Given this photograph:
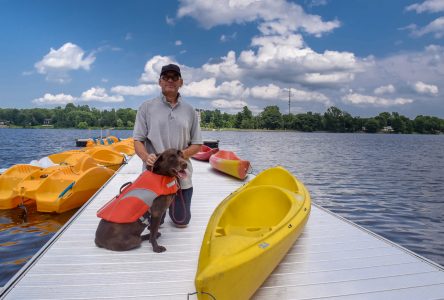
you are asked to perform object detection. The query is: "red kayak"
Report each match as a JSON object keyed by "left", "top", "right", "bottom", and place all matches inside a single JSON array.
[
  {"left": 192, "top": 145, "right": 219, "bottom": 161},
  {"left": 209, "top": 150, "right": 251, "bottom": 180}
]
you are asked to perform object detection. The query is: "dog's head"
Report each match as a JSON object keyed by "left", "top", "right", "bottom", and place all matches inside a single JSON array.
[{"left": 151, "top": 148, "right": 188, "bottom": 179}]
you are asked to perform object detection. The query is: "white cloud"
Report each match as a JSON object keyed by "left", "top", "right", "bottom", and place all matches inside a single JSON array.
[
  {"left": 306, "top": 0, "right": 329, "bottom": 7},
  {"left": 342, "top": 93, "right": 414, "bottom": 107},
  {"left": 413, "top": 81, "right": 439, "bottom": 95},
  {"left": 175, "top": 40, "right": 183, "bottom": 46},
  {"left": 177, "top": 0, "right": 339, "bottom": 37},
  {"left": 32, "top": 93, "right": 76, "bottom": 105},
  {"left": 200, "top": 34, "right": 365, "bottom": 86},
  {"left": 34, "top": 43, "right": 95, "bottom": 82},
  {"left": 80, "top": 87, "right": 124, "bottom": 103},
  {"left": 406, "top": 0, "right": 444, "bottom": 13},
  {"left": 140, "top": 55, "right": 178, "bottom": 83},
  {"left": 351, "top": 45, "right": 444, "bottom": 103},
  {"left": 374, "top": 84, "right": 396, "bottom": 95},
  {"left": 111, "top": 84, "right": 159, "bottom": 96},
  {"left": 202, "top": 51, "right": 243, "bottom": 79},
  {"left": 166, "top": 15, "right": 175, "bottom": 26},
  {"left": 182, "top": 78, "right": 246, "bottom": 99},
  {"left": 248, "top": 84, "right": 282, "bottom": 100},
  {"left": 125, "top": 33, "right": 133, "bottom": 41},
  {"left": 220, "top": 32, "right": 237, "bottom": 42},
  {"left": 248, "top": 83, "right": 330, "bottom": 105},
  {"left": 408, "top": 16, "right": 444, "bottom": 38},
  {"left": 211, "top": 99, "right": 248, "bottom": 110}
]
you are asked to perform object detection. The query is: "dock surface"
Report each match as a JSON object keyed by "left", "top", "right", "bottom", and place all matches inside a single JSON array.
[{"left": 1, "top": 156, "right": 444, "bottom": 299}]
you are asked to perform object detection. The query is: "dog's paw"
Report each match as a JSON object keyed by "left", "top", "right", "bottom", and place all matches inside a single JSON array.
[{"left": 153, "top": 245, "right": 166, "bottom": 253}]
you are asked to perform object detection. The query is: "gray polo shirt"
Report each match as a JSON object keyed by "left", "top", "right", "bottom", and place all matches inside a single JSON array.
[{"left": 133, "top": 94, "right": 203, "bottom": 189}]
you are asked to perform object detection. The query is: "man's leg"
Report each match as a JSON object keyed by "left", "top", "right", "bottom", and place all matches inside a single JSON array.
[{"left": 169, "top": 187, "right": 193, "bottom": 227}]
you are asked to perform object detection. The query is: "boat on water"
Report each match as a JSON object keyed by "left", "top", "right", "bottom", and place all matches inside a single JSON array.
[
  {"left": 0, "top": 154, "right": 115, "bottom": 213},
  {"left": 85, "top": 137, "right": 136, "bottom": 156},
  {"left": 192, "top": 145, "right": 219, "bottom": 161},
  {"left": 0, "top": 151, "right": 122, "bottom": 213},
  {"left": 195, "top": 166, "right": 311, "bottom": 300},
  {"left": 85, "top": 135, "right": 120, "bottom": 146},
  {"left": 34, "top": 164, "right": 114, "bottom": 213},
  {"left": 49, "top": 147, "right": 126, "bottom": 171},
  {"left": 209, "top": 150, "right": 250, "bottom": 180}
]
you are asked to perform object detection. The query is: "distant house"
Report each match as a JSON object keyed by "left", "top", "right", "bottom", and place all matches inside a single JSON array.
[
  {"left": 42, "top": 118, "right": 53, "bottom": 127},
  {"left": 382, "top": 126, "right": 394, "bottom": 133},
  {"left": 0, "top": 120, "right": 10, "bottom": 128}
]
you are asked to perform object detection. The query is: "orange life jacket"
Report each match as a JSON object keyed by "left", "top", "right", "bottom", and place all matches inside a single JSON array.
[{"left": 97, "top": 171, "right": 179, "bottom": 223}]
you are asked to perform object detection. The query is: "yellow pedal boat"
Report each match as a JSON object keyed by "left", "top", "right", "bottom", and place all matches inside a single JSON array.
[
  {"left": 195, "top": 166, "right": 311, "bottom": 300},
  {"left": 49, "top": 147, "right": 126, "bottom": 171},
  {"left": 0, "top": 154, "right": 114, "bottom": 213}
]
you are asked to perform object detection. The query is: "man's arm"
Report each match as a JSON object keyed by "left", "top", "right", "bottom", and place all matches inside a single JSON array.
[
  {"left": 182, "top": 144, "right": 201, "bottom": 160},
  {"left": 134, "top": 140, "right": 157, "bottom": 166}
]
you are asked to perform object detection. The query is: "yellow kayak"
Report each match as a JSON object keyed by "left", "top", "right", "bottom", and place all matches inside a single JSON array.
[{"left": 195, "top": 166, "right": 311, "bottom": 300}]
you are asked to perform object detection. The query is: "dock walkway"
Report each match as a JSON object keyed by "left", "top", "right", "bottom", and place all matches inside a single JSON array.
[{"left": 1, "top": 156, "right": 444, "bottom": 299}]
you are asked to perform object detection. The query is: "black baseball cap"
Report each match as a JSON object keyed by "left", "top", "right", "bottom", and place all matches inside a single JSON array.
[{"left": 160, "top": 64, "right": 181, "bottom": 77}]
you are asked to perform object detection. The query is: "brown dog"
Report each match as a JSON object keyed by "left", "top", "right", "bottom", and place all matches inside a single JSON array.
[{"left": 94, "top": 149, "right": 187, "bottom": 252}]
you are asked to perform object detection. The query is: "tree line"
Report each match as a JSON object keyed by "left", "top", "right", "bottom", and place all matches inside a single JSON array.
[
  {"left": 200, "top": 106, "right": 443, "bottom": 134},
  {"left": 0, "top": 103, "right": 136, "bottom": 129},
  {"left": 0, "top": 103, "right": 443, "bottom": 134}
]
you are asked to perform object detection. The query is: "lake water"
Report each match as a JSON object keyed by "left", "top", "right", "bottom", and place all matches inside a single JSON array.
[{"left": 0, "top": 128, "right": 443, "bottom": 286}]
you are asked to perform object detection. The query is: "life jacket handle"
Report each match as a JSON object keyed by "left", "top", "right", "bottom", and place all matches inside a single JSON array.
[{"left": 119, "top": 181, "right": 132, "bottom": 194}]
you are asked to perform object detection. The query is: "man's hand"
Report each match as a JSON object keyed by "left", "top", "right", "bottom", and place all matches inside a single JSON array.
[
  {"left": 182, "top": 144, "right": 201, "bottom": 159},
  {"left": 145, "top": 153, "right": 157, "bottom": 166}
]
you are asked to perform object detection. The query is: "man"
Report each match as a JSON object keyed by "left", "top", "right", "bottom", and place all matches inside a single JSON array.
[{"left": 133, "top": 63, "right": 202, "bottom": 227}]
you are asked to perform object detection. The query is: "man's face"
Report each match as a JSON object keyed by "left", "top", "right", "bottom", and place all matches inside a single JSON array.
[{"left": 159, "top": 71, "right": 183, "bottom": 95}]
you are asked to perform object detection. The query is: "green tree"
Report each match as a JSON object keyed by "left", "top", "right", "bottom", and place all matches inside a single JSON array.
[
  {"left": 364, "top": 118, "right": 379, "bottom": 133},
  {"left": 323, "top": 106, "right": 347, "bottom": 132},
  {"left": 259, "top": 106, "right": 282, "bottom": 129},
  {"left": 235, "top": 106, "right": 253, "bottom": 129},
  {"left": 77, "top": 121, "right": 88, "bottom": 129}
]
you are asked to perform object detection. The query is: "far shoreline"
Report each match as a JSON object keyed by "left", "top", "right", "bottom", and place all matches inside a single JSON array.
[{"left": 1, "top": 126, "right": 442, "bottom": 135}]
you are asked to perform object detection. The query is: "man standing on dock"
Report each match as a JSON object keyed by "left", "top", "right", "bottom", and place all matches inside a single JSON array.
[{"left": 133, "top": 63, "right": 202, "bottom": 227}]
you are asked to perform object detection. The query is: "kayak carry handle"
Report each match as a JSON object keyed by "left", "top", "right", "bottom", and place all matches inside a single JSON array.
[
  {"left": 187, "top": 291, "right": 216, "bottom": 300},
  {"left": 119, "top": 181, "right": 132, "bottom": 194},
  {"left": 58, "top": 181, "right": 75, "bottom": 199}
]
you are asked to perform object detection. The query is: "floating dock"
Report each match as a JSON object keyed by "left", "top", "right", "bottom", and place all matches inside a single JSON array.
[{"left": 1, "top": 156, "right": 443, "bottom": 299}]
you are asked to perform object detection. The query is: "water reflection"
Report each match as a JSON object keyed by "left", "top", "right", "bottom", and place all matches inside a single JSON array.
[{"left": 0, "top": 205, "right": 76, "bottom": 285}]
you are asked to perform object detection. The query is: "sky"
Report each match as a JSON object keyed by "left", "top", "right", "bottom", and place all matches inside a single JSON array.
[{"left": 1, "top": 0, "right": 444, "bottom": 118}]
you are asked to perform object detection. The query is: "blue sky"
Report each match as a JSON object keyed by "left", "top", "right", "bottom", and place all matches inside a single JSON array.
[{"left": 1, "top": 0, "right": 444, "bottom": 118}]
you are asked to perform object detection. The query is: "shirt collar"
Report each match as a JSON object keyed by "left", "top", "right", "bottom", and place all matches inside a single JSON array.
[{"left": 161, "top": 93, "right": 182, "bottom": 108}]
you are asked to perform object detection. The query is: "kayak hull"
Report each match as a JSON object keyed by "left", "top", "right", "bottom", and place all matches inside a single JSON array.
[
  {"left": 209, "top": 150, "right": 250, "bottom": 180},
  {"left": 195, "top": 166, "right": 311, "bottom": 299},
  {"left": 192, "top": 145, "right": 219, "bottom": 161}
]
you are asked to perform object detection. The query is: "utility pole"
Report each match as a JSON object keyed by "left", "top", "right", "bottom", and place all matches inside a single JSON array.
[{"left": 288, "top": 88, "right": 291, "bottom": 115}]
